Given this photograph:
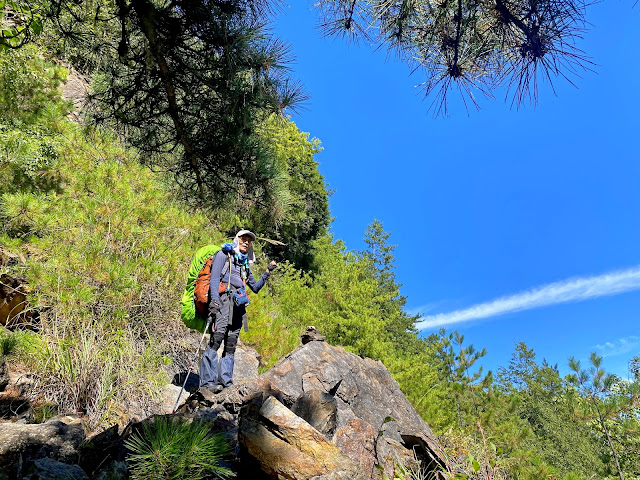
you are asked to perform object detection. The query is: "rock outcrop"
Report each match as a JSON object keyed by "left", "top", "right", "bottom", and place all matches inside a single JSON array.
[
  {"left": 240, "top": 396, "right": 366, "bottom": 480},
  {"left": 0, "top": 332, "right": 447, "bottom": 480},
  {"left": 189, "top": 339, "right": 446, "bottom": 479}
]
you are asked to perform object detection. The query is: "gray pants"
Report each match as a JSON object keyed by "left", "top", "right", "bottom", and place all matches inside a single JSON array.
[{"left": 199, "top": 291, "right": 246, "bottom": 388}]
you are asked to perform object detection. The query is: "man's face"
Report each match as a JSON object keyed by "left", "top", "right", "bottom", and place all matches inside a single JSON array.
[{"left": 238, "top": 235, "right": 253, "bottom": 254}]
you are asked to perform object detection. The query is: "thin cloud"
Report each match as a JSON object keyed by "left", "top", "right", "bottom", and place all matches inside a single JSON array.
[
  {"left": 595, "top": 335, "right": 640, "bottom": 358},
  {"left": 417, "top": 265, "right": 640, "bottom": 330},
  {"left": 407, "top": 301, "right": 449, "bottom": 316}
]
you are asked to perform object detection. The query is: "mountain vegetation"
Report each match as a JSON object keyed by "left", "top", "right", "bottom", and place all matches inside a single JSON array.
[{"left": 0, "top": 2, "right": 639, "bottom": 480}]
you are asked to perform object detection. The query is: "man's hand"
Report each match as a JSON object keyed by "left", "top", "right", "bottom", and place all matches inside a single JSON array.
[
  {"left": 210, "top": 301, "right": 221, "bottom": 316},
  {"left": 267, "top": 261, "right": 277, "bottom": 272}
]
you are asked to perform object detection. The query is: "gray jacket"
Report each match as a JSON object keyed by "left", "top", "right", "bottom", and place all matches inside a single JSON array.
[{"left": 208, "top": 250, "right": 270, "bottom": 315}]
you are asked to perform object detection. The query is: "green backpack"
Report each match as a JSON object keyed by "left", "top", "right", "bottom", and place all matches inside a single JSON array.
[{"left": 180, "top": 244, "right": 223, "bottom": 333}]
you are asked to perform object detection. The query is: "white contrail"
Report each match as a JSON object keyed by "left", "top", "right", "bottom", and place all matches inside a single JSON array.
[{"left": 416, "top": 265, "right": 640, "bottom": 330}]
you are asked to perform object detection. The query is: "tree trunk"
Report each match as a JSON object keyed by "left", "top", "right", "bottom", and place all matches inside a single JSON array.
[
  {"left": 129, "top": 0, "right": 205, "bottom": 199},
  {"left": 593, "top": 398, "right": 624, "bottom": 480}
]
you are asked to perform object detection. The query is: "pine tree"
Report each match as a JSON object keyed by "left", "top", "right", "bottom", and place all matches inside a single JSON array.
[
  {"left": 43, "top": 0, "right": 306, "bottom": 205},
  {"left": 497, "top": 343, "right": 604, "bottom": 476},
  {"left": 315, "top": 0, "right": 592, "bottom": 113},
  {"left": 568, "top": 353, "right": 626, "bottom": 480},
  {"left": 361, "top": 220, "right": 418, "bottom": 352}
]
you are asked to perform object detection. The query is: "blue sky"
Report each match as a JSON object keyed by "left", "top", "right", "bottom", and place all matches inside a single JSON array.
[{"left": 272, "top": 2, "right": 640, "bottom": 379}]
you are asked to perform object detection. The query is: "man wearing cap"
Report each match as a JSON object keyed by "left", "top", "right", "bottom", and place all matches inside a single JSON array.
[{"left": 199, "top": 229, "right": 277, "bottom": 393}]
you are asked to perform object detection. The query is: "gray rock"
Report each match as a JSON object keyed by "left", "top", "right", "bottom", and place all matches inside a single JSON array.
[
  {"left": 333, "top": 418, "right": 376, "bottom": 476},
  {"left": 181, "top": 340, "right": 446, "bottom": 479},
  {"left": 375, "top": 435, "right": 419, "bottom": 480},
  {"left": 159, "top": 383, "right": 190, "bottom": 414},
  {"left": 291, "top": 389, "right": 337, "bottom": 436},
  {"left": 0, "top": 415, "right": 86, "bottom": 480},
  {"left": 93, "top": 461, "right": 128, "bottom": 480},
  {"left": 261, "top": 341, "right": 445, "bottom": 464},
  {"left": 233, "top": 341, "right": 261, "bottom": 382},
  {"left": 24, "top": 457, "right": 88, "bottom": 480}
]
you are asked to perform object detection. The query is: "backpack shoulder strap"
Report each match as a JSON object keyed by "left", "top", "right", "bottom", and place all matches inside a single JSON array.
[{"left": 220, "top": 252, "right": 232, "bottom": 290}]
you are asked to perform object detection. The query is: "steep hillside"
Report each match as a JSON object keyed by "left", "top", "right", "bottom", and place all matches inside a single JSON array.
[{"left": 2, "top": 41, "right": 639, "bottom": 480}]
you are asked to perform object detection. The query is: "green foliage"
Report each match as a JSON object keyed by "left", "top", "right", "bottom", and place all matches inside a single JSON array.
[
  {"left": 50, "top": 0, "right": 305, "bottom": 205},
  {"left": 243, "top": 235, "right": 391, "bottom": 360},
  {"left": 37, "top": 0, "right": 121, "bottom": 74},
  {"left": 0, "top": 327, "right": 42, "bottom": 359},
  {"left": 429, "top": 329, "right": 488, "bottom": 431},
  {"left": 0, "top": 44, "right": 68, "bottom": 124},
  {"left": 361, "top": 220, "right": 419, "bottom": 351},
  {"left": 0, "top": 328, "right": 18, "bottom": 357},
  {"left": 0, "top": 125, "right": 62, "bottom": 196},
  {"left": 0, "top": 56, "right": 219, "bottom": 425},
  {"left": 239, "top": 271, "right": 301, "bottom": 372},
  {"left": 0, "top": 0, "right": 44, "bottom": 49},
  {"left": 0, "top": 45, "right": 67, "bottom": 199},
  {"left": 32, "top": 403, "right": 58, "bottom": 423},
  {"left": 125, "top": 416, "right": 234, "bottom": 480},
  {"left": 568, "top": 353, "right": 635, "bottom": 480},
  {"left": 630, "top": 354, "right": 640, "bottom": 381},
  {"left": 495, "top": 343, "right": 604, "bottom": 477},
  {"left": 253, "top": 115, "right": 331, "bottom": 270}
]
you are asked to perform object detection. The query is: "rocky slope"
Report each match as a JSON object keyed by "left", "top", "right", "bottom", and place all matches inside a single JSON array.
[{"left": 0, "top": 330, "right": 447, "bottom": 479}]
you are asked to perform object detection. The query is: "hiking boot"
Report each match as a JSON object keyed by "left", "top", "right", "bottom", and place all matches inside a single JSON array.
[
  {"left": 199, "top": 384, "right": 223, "bottom": 396},
  {"left": 212, "top": 384, "right": 224, "bottom": 394}
]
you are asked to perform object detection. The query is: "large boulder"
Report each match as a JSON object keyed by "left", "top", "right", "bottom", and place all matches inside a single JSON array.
[
  {"left": 259, "top": 341, "right": 445, "bottom": 465},
  {"left": 190, "top": 339, "right": 446, "bottom": 479},
  {"left": 239, "top": 396, "right": 366, "bottom": 480},
  {"left": 0, "top": 415, "right": 86, "bottom": 480}
]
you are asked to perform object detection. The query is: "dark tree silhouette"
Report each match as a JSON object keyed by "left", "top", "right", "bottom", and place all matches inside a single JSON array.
[
  {"left": 41, "top": 0, "right": 306, "bottom": 203},
  {"left": 315, "top": 0, "right": 593, "bottom": 114}
]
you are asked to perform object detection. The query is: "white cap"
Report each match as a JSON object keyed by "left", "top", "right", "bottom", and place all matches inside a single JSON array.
[{"left": 236, "top": 229, "right": 256, "bottom": 241}]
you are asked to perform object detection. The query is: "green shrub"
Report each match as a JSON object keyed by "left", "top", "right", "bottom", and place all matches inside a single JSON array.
[
  {"left": 0, "top": 46, "right": 66, "bottom": 198},
  {"left": 0, "top": 329, "right": 18, "bottom": 358},
  {"left": 125, "top": 416, "right": 234, "bottom": 480},
  {"left": 0, "top": 328, "right": 43, "bottom": 359},
  {"left": 0, "top": 44, "right": 69, "bottom": 126}
]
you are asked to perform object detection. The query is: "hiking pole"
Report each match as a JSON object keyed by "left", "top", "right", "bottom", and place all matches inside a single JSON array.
[{"left": 172, "top": 316, "right": 213, "bottom": 413}]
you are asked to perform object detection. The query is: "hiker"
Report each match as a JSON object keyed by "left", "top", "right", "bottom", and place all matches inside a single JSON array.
[{"left": 199, "top": 229, "right": 276, "bottom": 393}]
